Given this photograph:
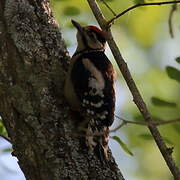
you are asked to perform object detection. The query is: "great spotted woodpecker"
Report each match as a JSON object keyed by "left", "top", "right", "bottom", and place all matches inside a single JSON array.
[{"left": 64, "top": 20, "right": 115, "bottom": 161}]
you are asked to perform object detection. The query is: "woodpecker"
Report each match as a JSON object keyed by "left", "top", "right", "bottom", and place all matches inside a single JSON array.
[{"left": 64, "top": 20, "right": 115, "bottom": 161}]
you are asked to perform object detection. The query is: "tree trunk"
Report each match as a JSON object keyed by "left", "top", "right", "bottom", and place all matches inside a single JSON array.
[{"left": 0, "top": 0, "right": 124, "bottom": 179}]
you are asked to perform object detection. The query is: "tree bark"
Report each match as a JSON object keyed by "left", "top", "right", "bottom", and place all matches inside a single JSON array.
[{"left": 0, "top": 0, "right": 124, "bottom": 179}]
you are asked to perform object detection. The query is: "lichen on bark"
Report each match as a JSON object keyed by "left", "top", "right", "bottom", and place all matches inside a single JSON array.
[{"left": 0, "top": 0, "right": 124, "bottom": 179}]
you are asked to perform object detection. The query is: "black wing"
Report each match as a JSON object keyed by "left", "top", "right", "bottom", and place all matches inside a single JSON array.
[{"left": 71, "top": 51, "right": 115, "bottom": 127}]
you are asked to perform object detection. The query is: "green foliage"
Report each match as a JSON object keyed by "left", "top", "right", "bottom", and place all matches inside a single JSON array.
[
  {"left": 103, "top": 0, "right": 114, "bottom": 2},
  {"left": 134, "top": 114, "right": 163, "bottom": 122},
  {"left": 173, "top": 124, "right": 180, "bottom": 134},
  {"left": 57, "top": 0, "right": 70, "bottom": 1},
  {"left": 112, "top": 136, "right": 134, "bottom": 156},
  {"left": 98, "top": 0, "right": 115, "bottom": 2},
  {"left": 0, "top": 120, "right": 11, "bottom": 153},
  {"left": 134, "top": 0, "right": 145, "bottom": 4},
  {"left": 133, "top": 115, "right": 144, "bottom": 121},
  {"left": 0, "top": 121, "right": 7, "bottom": 137},
  {"left": 63, "top": 6, "right": 81, "bottom": 16},
  {"left": 139, "top": 133, "right": 153, "bottom": 140},
  {"left": 166, "top": 66, "right": 180, "bottom": 83},
  {"left": 175, "top": 57, "right": 180, "bottom": 64},
  {"left": 2, "top": 148, "right": 12, "bottom": 153},
  {"left": 151, "top": 97, "right": 177, "bottom": 107},
  {"left": 139, "top": 133, "right": 173, "bottom": 145}
]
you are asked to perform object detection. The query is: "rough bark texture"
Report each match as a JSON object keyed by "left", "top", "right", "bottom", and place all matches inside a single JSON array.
[{"left": 0, "top": 0, "right": 124, "bottom": 179}]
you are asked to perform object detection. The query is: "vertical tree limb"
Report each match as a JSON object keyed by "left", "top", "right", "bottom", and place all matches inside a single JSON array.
[
  {"left": 168, "top": 3, "right": 177, "bottom": 38},
  {"left": 0, "top": 0, "right": 124, "bottom": 179},
  {"left": 87, "top": 0, "right": 180, "bottom": 179}
]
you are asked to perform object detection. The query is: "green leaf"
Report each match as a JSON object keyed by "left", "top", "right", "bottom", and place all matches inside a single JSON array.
[
  {"left": 112, "top": 136, "right": 133, "bottom": 156},
  {"left": 175, "top": 57, "right": 180, "bottom": 64},
  {"left": 0, "top": 122, "right": 7, "bottom": 136},
  {"left": 2, "top": 148, "right": 12, "bottom": 153},
  {"left": 0, "top": 123, "right": 3, "bottom": 133},
  {"left": 63, "top": 7, "right": 81, "bottom": 16},
  {"left": 151, "top": 97, "right": 177, "bottom": 107},
  {"left": 166, "top": 66, "right": 180, "bottom": 83},
  {"left": 139, "top": 133, "right": 153, "bottom": 140}
]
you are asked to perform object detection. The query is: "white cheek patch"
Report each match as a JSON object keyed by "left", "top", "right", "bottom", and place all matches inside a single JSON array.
[{"left": 82, "top": 58, "right": 105, "bottom": 90}]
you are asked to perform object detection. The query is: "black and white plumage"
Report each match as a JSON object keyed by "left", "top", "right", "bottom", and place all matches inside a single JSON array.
[{"left": 64, "top": 20, "right": 115, "bottom": 160}]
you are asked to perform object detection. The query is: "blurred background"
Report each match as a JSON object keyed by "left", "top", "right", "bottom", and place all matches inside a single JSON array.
[{"left": 0, "top": 0, "right": 180, "bottom": 179}]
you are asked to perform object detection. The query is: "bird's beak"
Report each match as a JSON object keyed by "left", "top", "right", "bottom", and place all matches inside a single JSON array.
[{"left": 71, "top": 20, "right": 83, "bottom": 33}]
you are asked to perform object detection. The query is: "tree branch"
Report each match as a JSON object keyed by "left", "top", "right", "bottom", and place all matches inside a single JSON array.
[
  {"left": 87, "top": 0, "right": 180, "bottom": 179},
  {"left": 155, "top": 118, "right": 180, "bottom": 126},
  {"left": 111, "top": 116, "right": 180, "bottom": 133},
  {"left": 56, "top": 117, "right": 180, "bottom": 137},
  {"left": 100, "top": 0, "right": 117, "bottom": 16},
  {"left": 168, "top": 3, "right": 177, "bottom": 38},
  {"left": 108, "top": 0, "right": 180, "bottom": 26}
]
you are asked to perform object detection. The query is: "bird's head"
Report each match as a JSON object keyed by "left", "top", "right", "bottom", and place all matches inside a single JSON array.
[{"left": 71, "top": 20, "right": 107, "bottom": 52}]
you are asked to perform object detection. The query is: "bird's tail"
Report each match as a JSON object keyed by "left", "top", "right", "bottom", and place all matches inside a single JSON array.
[{"left": 86, "top": 126, "right": 109, "bottom": 161}]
